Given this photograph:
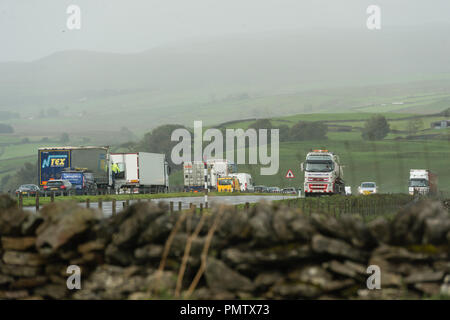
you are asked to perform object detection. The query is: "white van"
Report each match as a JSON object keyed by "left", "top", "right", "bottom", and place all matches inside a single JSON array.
[
  {"left": 229, "top": 173, "right": 254, "bottom": 192},
  {"left": 345, "top": 186, "right": 352, "bottom": 195}
]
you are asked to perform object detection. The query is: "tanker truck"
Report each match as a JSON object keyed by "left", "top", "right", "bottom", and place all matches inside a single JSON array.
[{"left": 300, "top": 149, "right": 345, "bottom": 197}]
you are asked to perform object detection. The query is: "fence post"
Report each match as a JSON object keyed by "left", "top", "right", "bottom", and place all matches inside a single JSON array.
[
  {"left": 245, "top": 202, "right": 249, "bottom": 213},
  {"left": 170, "top": 201, "right": 174, "bottom": 214},
  {"left": 112, "top": 199, "right": 116, "bottom": 216},
  {"left": 35, "top": 193, "right": 39, "bottom": 212},
  {"left": 86, "top": 198, "right": 90, "bottom": 208},
  {"left": 51, "top": 192, "right": 55, "bottom": 203},
  {"left": 200, "top": 203, "right": 203, "bottom": 214},
  {"left": 99, "top": 198, "right": 103, "bottom": 210},
  {"left": 178, "top": 201, "right": 182, "bottom": 211},
  {"left": 18, "top": 193, "right": 23, "bottom": 209},
  {"left": 126, "top": 199, "right": 130, "bottom": 207}
]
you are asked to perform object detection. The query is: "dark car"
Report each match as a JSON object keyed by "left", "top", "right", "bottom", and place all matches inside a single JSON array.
[
  {"left": 254, "top": 185, "right": 268, "bottom": 193},
  {"left": 268, "top": 187, "right": 281, "bottom": 193},
  {"left": 43, "top": 180, "right": 74, "bottom": 195},
  {"left": 15, "top": 184, "right": 41, "bottom": 196}
]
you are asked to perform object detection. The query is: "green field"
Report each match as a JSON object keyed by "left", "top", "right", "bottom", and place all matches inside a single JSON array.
[
  {"left": 3, "top": 75, "right": 450, "bottom": 137},
  {"left": 2, "top": 108, "right": 449, "bottom": 193},
  {"left": 0, "top": 142, "right": 55, "bottom": 183},
  {"left": 354, "top": 94, "right": 450, "bottom": 114},
  {"left": 221, "top": 112, "right": 417, "bottom": 129}
]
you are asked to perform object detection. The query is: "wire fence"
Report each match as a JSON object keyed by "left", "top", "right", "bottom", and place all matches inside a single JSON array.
[{"left": 277, "top": 192, "right": 450, "bottom": 221}]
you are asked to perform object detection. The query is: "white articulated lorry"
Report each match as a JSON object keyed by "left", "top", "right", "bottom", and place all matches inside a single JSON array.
[
  {"left": 409, "top": 169, "right": 438, "bottom": 195},
  {"left": 110, "top": 152, "right": 170, "bottom": 193},
  {"left": 301, "top": 149, "right": 345, "bottom": 197}
]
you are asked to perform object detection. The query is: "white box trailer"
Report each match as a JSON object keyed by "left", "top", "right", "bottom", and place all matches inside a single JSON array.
[{"left": 110, "top": 152, "right": 169, "bottom": 193}]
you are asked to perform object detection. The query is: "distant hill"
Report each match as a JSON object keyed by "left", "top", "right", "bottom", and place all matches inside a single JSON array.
[{"left": 1, "top": 26, "right": 450, "bottom": 134}]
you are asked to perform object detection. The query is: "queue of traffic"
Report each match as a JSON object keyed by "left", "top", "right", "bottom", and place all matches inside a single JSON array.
[{"left": 13, "top": 147, "right": 439, "bottom": 197}]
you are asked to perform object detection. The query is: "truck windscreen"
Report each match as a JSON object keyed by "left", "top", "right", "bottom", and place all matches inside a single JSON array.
[
  {"left": 219, "top": 179, "right": 233, "bottom": 185},
  {"left": 306, "top": 161, "right": 334, "bottom": 172},
  {"left": 409, "top": 179, "right": 428, "bottom": 187}
]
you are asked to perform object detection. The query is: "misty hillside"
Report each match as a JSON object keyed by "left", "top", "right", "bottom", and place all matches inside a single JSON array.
[{"left": 1, "top": 26, "right": 450, "bottom": 134}]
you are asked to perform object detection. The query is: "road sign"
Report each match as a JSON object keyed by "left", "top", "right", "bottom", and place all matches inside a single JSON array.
[{"left": 285, "top": 169, "right": 295, "bottom": 179}]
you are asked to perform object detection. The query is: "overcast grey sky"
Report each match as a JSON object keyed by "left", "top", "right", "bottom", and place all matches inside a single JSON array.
[{"left": 1, "top": 0, "right": 449, "bottom": 62}]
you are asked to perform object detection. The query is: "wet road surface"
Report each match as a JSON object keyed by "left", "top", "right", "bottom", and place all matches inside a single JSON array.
[{"left": 24, "top": 195, "right": 296, "bottom": 217}]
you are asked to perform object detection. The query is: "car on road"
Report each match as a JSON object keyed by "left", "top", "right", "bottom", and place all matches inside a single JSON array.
[
  {"left": 282, "top": 187, "right": 297, "bottom": 195},
  {"left": 268, "top": 187, "right": 281, "bottom": 193},
  {"left": 43, "top": 180, "right": 74, "bottom": 195},
  {"left": 254, "top": 185, "right": 268, "bottom": 193},
  {"left": 358, "top": 182, "right": 378, "bottom": 195},
  {"left": 15, "top": 184, "right": 41, "bottom": 197}
]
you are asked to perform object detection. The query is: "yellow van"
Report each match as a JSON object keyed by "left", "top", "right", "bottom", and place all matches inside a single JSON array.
[{"left": 217, "top": 177, "right": 240, "bottom": 193}]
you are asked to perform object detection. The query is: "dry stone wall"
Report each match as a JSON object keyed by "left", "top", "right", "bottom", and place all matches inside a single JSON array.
[{"left": 0, "top": 194, "right": 449, "bottom": 300}]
